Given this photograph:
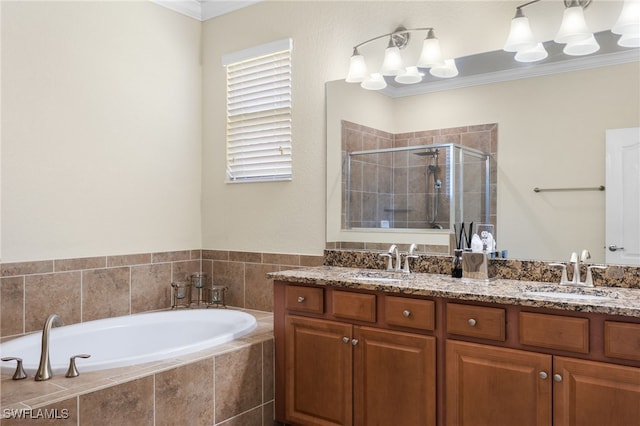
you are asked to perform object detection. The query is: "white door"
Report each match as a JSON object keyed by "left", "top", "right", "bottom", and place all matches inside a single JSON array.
[{"left": 605, "top": 128, "right": 640, "bottom": 266}]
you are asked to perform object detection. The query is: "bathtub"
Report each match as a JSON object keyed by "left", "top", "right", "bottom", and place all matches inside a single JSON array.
[{"left": 0, "top": 309, "right": 257, "bottom": 374}]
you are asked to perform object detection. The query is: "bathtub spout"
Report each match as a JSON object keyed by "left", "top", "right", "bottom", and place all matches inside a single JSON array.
[{"left": 35, "top": 314, "right": 64, "bottom": 381}]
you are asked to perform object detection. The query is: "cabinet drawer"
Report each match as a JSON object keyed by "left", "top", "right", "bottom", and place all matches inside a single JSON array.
[
  {"left": 446, "top": 303, "right": 505, "bottom": 341},
  {"left": 519, "top": 312, "right": 589, "bottom": 354},
  {"left": 332, "top": 291, "right": 376, "bottom": 323},
  {"left": 604, "top": 321, "right": 640, "bottom": 361},
  {"left": 385, "top": 296, "right": 435, "bottom": 331},
  {"left": 285, "top": 285, "right": 324, "bottom": 314}
]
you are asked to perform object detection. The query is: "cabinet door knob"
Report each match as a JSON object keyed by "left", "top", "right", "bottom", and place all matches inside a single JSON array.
[
  {"left": 297, "top": 296, "right": 305, "bottom": 303},
  {"left": 351, "top": 339, "right": 359, "bottom": 346},
  {"left": 538, "top": 371, "right": 548, "bottom": 380},
  {"left": 468, "top": 318, "right": 477, "bottom": 327},
  {"left": 342, "top": 336, "right": 350, "bottom": 344},
  {"left": 403, "top": 310, "right": 411, "bottom": 317},
  {"left": 553, "top": 374, "right": 563, "bottom": 382}
]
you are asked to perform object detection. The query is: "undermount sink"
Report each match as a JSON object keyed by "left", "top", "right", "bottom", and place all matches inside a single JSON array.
[{"left": 522, "top": 290, "right": 615, "bottom": 302}]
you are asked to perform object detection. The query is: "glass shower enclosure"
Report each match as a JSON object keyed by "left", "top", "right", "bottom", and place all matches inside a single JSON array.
[{"left": 344, "top": 143, "right": 491, "bottom": 231}]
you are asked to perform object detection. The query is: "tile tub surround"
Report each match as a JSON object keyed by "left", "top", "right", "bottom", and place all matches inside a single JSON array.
[
  {"left": 0, "top": 310, "right": 274, "bottom": 426},
  {"left": 268, "top": 266, "right": 640, "bottom": 318},
  {"left": 323, "top": 248, "right": 640, "bottom": 289},
  {"left": 0, "top": 249, "right": 324, "bottom": 340}
]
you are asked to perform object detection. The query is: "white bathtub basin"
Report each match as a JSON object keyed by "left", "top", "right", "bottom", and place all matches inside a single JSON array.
[{"left": 0, "top": 309, "right": 257, "bottom": 374}]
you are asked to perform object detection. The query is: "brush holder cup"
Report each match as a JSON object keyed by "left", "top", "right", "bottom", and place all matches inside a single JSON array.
[
  {"left": 206, "top": 285, "right": 227, "bottom": 308},
  {"left": 171, "top": 281, "right": 192, "bottom": 309},
  {"left": 190, "top": 272, "right": 208, "bottom": 306}
]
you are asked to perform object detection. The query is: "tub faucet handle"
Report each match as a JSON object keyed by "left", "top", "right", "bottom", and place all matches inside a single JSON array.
[
  {"left": 65, "top": 354, "right": 91, "bottom": 378},
  {"left": 1, "top": 357, "right": 27, "bottom": 380}
]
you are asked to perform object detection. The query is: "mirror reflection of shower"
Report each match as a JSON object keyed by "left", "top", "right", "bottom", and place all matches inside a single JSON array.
[
  {"left": 344, "top": 142, "right": 491, "bottom": 231},
  {"left": 414, "top": 148, "right": 443, "bottom": 229}
]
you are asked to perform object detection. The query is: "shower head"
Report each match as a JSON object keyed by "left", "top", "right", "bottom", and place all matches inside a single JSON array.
[{"left": 413, "top": 148, "right": 439, "bottom": 157}]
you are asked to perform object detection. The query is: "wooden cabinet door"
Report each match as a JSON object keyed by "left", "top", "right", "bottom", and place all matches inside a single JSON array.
[
  {"left": 446, "top": 340, "right": 552, "bottom": 426},
  {"left": 353, "top": 326, "right": 436, "bottom": 426},
  {"left": 285, "top": 315, "right": 353, "bottom": 426},
  {"left": 553, "top": 357, "right": 640, "bottom": 426}
]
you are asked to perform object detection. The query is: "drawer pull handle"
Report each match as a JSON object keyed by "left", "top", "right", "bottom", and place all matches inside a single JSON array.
[
  {"left": 539, "top": 371, "right": 548, "bottom": 380},
  {"left": 297, "top": 296, "right": 305, "bottom": 303},
  {"left": 342, "top": 336, "right": 350, "bottom": 344},
  {"left": 553, "top": 374, "right": 563, "bottom": 383},
  {"left": 351, "top": 339, "right": 359, "bottom": 346},
  {"left": 403, "top": 310, "right": 411, "bottom": 318},
  {"left": 468, "top": 318, "right": 477, "bottom": 327}
]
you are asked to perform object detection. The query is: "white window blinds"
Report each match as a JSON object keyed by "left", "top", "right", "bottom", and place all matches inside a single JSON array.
[{"left": 224, "top": 39, "right": 292, "bottom": 182}]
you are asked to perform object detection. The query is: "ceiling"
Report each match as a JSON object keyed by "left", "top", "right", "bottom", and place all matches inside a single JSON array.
[{"left": 151, "top": 0, "right": 261, "bottom": 21}]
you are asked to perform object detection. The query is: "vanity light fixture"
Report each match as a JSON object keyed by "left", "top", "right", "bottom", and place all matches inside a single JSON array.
[
  {"left": 504, "top": 0, "right": 640, "bottom": 63},
  {"left": 345, "top": 26, "right": 454, "bottom": 90}
]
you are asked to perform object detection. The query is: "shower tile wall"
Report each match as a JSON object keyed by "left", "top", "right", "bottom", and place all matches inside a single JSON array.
[{"left": 342, "top": 121, "right": 498, "bottom": 230}]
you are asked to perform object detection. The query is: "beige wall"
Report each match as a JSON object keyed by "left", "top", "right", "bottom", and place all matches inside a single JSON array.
[
  {"left": 1, "top": 1, "right": 636, "bottom": 262},
  {"left": 1, "top": 1, "right": 202, "bottom": 261}
]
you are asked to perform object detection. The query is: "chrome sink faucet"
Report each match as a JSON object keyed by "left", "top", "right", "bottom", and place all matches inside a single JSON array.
[
  {"left": 379, "top": 244, "right": 400, "bottom": 271},
  {"left": 35, "top": 314, "right": 64, "bottom": 381}
]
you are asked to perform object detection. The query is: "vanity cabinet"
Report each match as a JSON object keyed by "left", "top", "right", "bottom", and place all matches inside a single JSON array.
[
  {"left": 446, "top": 340, "right": 640, "bottom": 426},
  {"left": 274, "top": 280, "right": 640, "bottom": 426},
  {"left": 277, "top": 283, "right": 436, "bottom": 426}
]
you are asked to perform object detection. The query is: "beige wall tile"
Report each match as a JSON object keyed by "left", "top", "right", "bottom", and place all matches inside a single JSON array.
[
  {"left": 245, "top": 263, "right": 277, "bottom": 312},
  {"left": 1, "top": 277, "right": 24, "bottom": 337},
  {"left": 79, "top": 376, "right": 153, "bottom": 426},
  {"left": 262, "top": 253, "right": 299, "bottom": 266},
  {"left": 263, "top": 339, "right": 274, "bottom": 402},
  {"left": 212, "top": 261, "right": 244, "bottom": 308},
  {"left": 202, "top": 250, "right": 229, "bottom": 261},
  {"left": 155, "top": 359, "right": 214, "bottom": 426},
  {"left": 229, "top": 251, "right": 262, "bottom": 263},
  {"left": 108, "top": 253, "right": 152, "bottom": 267},
  {"left": 131, "top": 263, "right": 171, "bottom": 313},
  {"left": 263, "top": 401, "right": 275, "bottom": 426},
  {"left": 171, "top": 259, "right": 201, "bottom": 283},
  {"left": 214, "top": 343, "right": 262, "bottom": 423},
  {"left": 216, "top": 406, "right": 262, "bottom": 426},
  {"left": 1, "top": 261, "right": 53, "bottom": 278},
  {"left": 82, "top": 267, "right": 130, "bottom": 321},
  {"left": 54, "top": 257, "right": 106, "bottom": 272},
  {"left": 152, "top": 250, "right": 192, "bottom": 263},
  {"left": 300, "top": 255, "right": 324, "bottom": 267},
  {"left": 25, "top": 272, "right": 81, "bottom": 333}
]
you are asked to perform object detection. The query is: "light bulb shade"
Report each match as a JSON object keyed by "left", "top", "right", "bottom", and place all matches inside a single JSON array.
[
  {"left": 395, "top": 66, "right": 424, "bottom": 84},
  {"left": 612, "top": 0, "right": 640, "bottom": 35},
  {"left": 563, "top": 34, "right": 600, "bottom": 56},
  {"left": 618, "top": 32, "right": 640, "bottom": 47},
  {"left": 504, "top": 16, "right": 537, "bottom": 52},
  {"left": 380, "top": 46, "right": 405, "bottom": 76},
  {"left": 514, "top": 43, "right": 548, "bottom": 62},
  {"left": 429, "top": 59, "right": 458, "bottom": 78},
  {"left": 417, "top": 37, "right": 444, "bottom": 68},
  {"left": 346, "top": 53, "right": 368, "bottom": 83},
  {"left": 554, "top": 6, "right": 591, "bottom": 44},
  {"left": 360, "top": 73, "right": 387, "bottom": 90}
]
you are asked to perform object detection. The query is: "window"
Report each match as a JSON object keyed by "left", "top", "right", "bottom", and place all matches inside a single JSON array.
[{"left": 223, "top": 39, "right": 292, "bottom": 182}]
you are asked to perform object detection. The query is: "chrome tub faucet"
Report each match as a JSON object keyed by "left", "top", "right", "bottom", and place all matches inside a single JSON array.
[{"left": 35, "top": 314, "right": 64, "bottom": 381}]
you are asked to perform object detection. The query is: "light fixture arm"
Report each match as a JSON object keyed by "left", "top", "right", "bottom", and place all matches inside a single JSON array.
[{"left": 353, "top": 27, "right": 436, "bottom": 51}]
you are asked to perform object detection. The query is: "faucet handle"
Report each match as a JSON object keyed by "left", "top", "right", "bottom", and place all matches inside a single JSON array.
[
  {"left": 402, "top": 253, "right": 419, "bottom": 274},
  {"left": 549, "top": 263, "right": 570, "bottom": 285},
  {"left": 65, "top": 354, "right": 91, "bottom": 378},
  {"left": 1, "top": 357, "right": 27, "bottom": 380},
  {"left": 585, "top": 265, "right": 607, "bottom": 287},
  {"left": 580, "top": 249, "right": 591, "bottom": 262}
]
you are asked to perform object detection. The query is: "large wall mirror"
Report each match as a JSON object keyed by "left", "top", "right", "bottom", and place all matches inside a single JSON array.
[{"left": 327, "top": 43, "right": 639, "bottom": 264}]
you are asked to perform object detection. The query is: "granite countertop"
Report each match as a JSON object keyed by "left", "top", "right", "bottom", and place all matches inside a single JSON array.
[{"left": 268, "top": 266, "right": 640, "bottom": 318}]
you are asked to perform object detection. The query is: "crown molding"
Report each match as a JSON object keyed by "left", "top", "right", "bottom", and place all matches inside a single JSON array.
[{"left": 151, "top": 0, "right": 262, "bottom": 21}]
